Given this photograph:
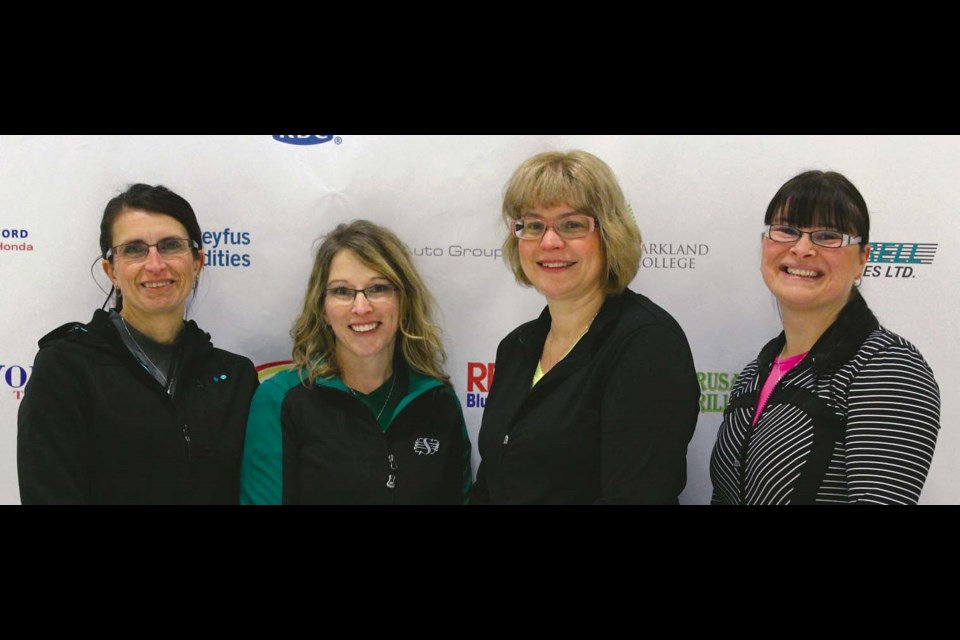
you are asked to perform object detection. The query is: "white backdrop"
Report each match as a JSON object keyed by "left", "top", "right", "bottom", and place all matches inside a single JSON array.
[{"left": 1, "top": 134, "right": 955, "bottom": 504}]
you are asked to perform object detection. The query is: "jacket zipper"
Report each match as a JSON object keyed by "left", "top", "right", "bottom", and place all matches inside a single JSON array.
[
  {"left": 347, "top": 392, "right": 399, "bottom": 490},
  {"left": 112, "top": 317, "right": 206, "bottom": 487},
  {"left": 738, "top": 358, "right": 807, "bottom": 503},
  {"left": 737, "top": 425, "right": 754, "bottom": 504},
  {"left": 736, "top": 359, "right": 782, "bottom": 503},
  {"left": 332, "top": 379, "right": 442, "bottom": 492},
  {"left": 386, "top": 451, "right": 398, "bottom": 489},
  {"left": 130, "top": 353, "right": 194, "bottom": 464},
  {"left": 182, "top": 423, "right": 192, "bottom": 461}
]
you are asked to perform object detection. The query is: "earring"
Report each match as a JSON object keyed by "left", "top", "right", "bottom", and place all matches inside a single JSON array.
[{"left": 854, "top": 275, "right": 863, "bottom": 288}]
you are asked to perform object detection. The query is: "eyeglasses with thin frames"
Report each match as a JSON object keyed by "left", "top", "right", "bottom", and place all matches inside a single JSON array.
[
  {"left": 764, "top": 224, "right": 862, "bottom": 249},
  {"left": 107, "top": 237, "right": 199, "bottom": 261},
  {"left": 325, "top": 283, "right": 398, "bottom": 304},
  {"left": 514, "top": 214, "right": 599, "bottom": 240}
]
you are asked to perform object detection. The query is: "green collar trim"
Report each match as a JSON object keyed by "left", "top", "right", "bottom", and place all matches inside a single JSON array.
[{"left": 314, "top": 367, "right": 446, "bottom": 427}]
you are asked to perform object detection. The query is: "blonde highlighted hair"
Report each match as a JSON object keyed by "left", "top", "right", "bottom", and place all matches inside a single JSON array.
[
  {"left": 291, "top": 220, "right": 449, "bottom": 385},
  {"left": 501, "top": 150, "right": 642, "bottom": 295}
]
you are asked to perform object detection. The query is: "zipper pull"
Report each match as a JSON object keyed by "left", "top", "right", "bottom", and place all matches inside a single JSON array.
[
  {"left": 182, "top": 424, "right": 192, "bottom": 459},
  {"left": 386, "top": 453, "right": 398, "bottom": 488},
  {"left": 503, "top": 434, "right": 509, "bottom": 445}
]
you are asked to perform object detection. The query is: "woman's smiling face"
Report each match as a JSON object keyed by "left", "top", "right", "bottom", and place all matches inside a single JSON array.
[
  {"left": 518, "top": 203, "right": 604, "bottom": 304},
  {"left": 103, "top": 209, "right": 202, "bottom": 323},
  {"left": 761, "top": 219, "right": 869, "bottom": 317}
]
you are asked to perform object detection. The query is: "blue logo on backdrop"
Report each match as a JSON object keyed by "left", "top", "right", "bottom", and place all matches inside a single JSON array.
[
  {"left": 1, "top": 363, "right": 32, "bottom": 400},
  {"left": 272, "top": 135, "right": 342, "bottom": 146},
  {"left": 202, "top": 227, "right": 252, "bottom": 268}
]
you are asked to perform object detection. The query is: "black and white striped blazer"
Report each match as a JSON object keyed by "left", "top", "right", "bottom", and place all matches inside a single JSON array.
[{"left": 710, "top": 293, "right": 941, "bottom": 505}]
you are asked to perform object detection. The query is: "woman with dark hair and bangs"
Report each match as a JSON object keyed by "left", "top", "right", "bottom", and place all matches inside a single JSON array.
[
  {"left": 18, "top": 183, "right": 259, "bottom": 504},
  {"left": 710, "top": 170, "right": 941, "bottom": 505}
]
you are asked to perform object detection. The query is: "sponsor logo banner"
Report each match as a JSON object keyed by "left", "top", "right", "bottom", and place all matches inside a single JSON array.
[
  {"left": 202, "top": 227, "right": 252, "bottom": 268},
  {"left": 641, "top": 242, "right": 709, "bottom": 269},
  {"left": 698, "top": 370, "right": 739, "bottom": 413},
  {"left": 256, "top": 360, "right": 293, "bottom": 382},
  {"left": 272, "top": 135, "right": 342, "bottom": 146},
  {"left": 465, "top": 361, "right": 495, "bottom": 409},
  {"left": 1, "top": 363, "right": 32, "bottom": 400},
  {"left": 1, "top": 228, "right": 33, "bottom": 252},
  {"left": 413, "top": 245, "right": 502, "bottom": 260},
  {"left": 864, "top": 242, "right": 937, "bottom": 279}
]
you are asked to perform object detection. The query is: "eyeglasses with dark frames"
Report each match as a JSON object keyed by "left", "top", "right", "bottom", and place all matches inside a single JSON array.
[
  {"left": 324, "top": 283, "right": 399, "bottom": 304},
  {"left": 764, "top": 224, "right": 862, "bottom": 249},
  {"left": 107, "top": 237, "right": 199, "bottom": 261}
]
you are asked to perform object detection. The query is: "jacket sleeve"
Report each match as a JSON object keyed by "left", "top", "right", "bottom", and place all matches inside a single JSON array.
[
  {"left": 240, "top": 377, "right": 287, "bottom": 505},
  {"left": 17, "top": 346, "right": 92, "bottom": 504},
  {"left": 470, "top": 464, "right": 490, "bottom": 505},
  {"left": 844, "top": 341, "right": 941, "bottom": 504},
  {"left": 596, "top": 324, "right": 700, "bottom": 504},
  {"left": 443, "top": 388, "right": 473, "bottom": 505},
  {"left": 236, "top": 359, "right": 260, "bottom": 422},
  {"left": 469, "top": 334, "right": 514, "bottom": 506}
]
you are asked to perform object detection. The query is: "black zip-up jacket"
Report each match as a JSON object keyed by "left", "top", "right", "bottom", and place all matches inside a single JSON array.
[
  {"left": 17, "top": 309, "right": 259, "bottom": 504},
  {"left": 472, "top": 289, "right": 700, "bottom": 504},
  {"left": 240, "top": 362, "right": 472, "bottom": 505}
]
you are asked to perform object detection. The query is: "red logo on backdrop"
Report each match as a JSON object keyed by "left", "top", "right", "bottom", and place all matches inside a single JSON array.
[{"left": 466, "top": 362, "right": 495, "bottom": 408}]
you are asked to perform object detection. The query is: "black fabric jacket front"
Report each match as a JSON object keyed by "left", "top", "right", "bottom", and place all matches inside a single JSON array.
[
  {"left": 240, "top": 362, "right": 472, "bottom": 505},
  {"left": 17, "top": 309, "right": 259, "bottom": 504},
  {"left": 472, "top": 289, "right": 700, "bottom": 504}
]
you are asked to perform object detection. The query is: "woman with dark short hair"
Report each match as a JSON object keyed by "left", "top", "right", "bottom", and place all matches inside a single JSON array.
[
  {"left": 240, "top": 220, "right": 471, "bottom": 504},
  {"left": 710, "top": 171, "right": 941, "bottom": 504},
  {"left": 17, "top": 183, "right": 259, "bottom": 504},
  {"left": 472, "top": 150, "right": 700, "bottom": 504}
]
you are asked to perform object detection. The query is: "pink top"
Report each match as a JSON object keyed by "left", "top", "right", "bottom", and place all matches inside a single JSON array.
[{"left": 753, "top": 352, "right": 807, "bottom": 427}]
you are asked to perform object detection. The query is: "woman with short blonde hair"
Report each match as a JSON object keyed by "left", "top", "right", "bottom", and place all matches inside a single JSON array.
[{"left": 473, "top": 150, "right": 700, "bottom": 504}]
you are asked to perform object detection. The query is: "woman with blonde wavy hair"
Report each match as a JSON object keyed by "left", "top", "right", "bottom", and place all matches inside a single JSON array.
[{"left": 241, "top": 220, "right": 471, "bottom": 504}]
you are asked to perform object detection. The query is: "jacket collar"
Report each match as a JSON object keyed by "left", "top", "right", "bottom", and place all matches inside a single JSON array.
[
  {"left": 39, "top": 308, "right": 214, "bottom": 363},
  {"left": 313, "top": 358, "right": 445, "bottom": 401},
  {"left": 758, "top": 290, "right": 879, "bottom": 375},
  {"left": 312, "top": 358, "right": 446, "bottom": 426},
  {"left": 516, "top": 290, "right": 624, "bottom": 382}
]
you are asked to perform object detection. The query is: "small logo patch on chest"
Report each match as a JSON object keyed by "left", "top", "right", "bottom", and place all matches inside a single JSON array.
[{"left": 413, "top": 438, "right": 440, "bottom": 455}]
